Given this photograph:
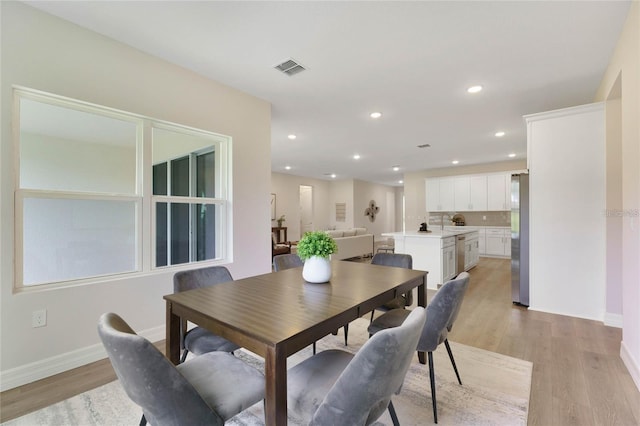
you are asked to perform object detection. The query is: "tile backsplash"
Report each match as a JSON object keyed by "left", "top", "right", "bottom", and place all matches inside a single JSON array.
[{"left": 429, "top": 211, "right": 510, "bottom": 227}]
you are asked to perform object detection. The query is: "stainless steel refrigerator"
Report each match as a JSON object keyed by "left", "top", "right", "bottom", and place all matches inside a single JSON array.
[{"left": 511, "top": 173, "right": 529, "bottom": 306}]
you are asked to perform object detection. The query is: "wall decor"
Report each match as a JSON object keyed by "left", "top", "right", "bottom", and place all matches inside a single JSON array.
[{"left": 364, "top": 200, "right": 379, "bottom": 222}]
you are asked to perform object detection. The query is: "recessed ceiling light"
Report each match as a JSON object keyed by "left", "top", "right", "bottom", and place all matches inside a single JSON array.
[
  {"left": 288, "top": 134, "right": 297, "bottom": 140},
  {"left": 452, "top": 160, "right": 460, "bottom": 165},
  {"left": 398, "top": 180, "right": 404, "bottom": 184},
  {"left": 508, "top": 153, "right": 516, "bottom": 158},
  {"left": 330, "top": 174, "right": 336, "bottom": 179},
  {"left": 285, "top": 165, "right": 292, "bottom": 170},
  {"left": 370, "top": 112, "right": 382, "bottom": 119},
  {"left": 467, "top": 85, "right": 483, "bottom": 93},
  {"left": 392, "top": 166, "right": 400, "bottom": 172},
  {"left": 495, "top": 131, "right": 506, "bottom": 137},
  {"left": 353, "top": 154, "right": 361, "bottom": 160}
]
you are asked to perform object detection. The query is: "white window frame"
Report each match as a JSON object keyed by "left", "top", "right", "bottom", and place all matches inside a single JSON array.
[
  {"left": 13, "top": 87, "right": 232, "bottom": 292},
  {"left": 151, "top": 122, "right": 231, "bottom": 268}
]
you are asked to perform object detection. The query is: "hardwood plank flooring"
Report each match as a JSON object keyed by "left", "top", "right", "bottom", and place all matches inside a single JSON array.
[{"left": 1, "top": 258, "right": 639, "bottom": 425}]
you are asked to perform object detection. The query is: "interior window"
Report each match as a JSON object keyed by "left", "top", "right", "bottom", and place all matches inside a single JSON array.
[
  {"left": 152, "top": 126, "right": 226, "bottom": 268},
  {"left": 14, "top": 87, "right": 231, "bottom": 290}
]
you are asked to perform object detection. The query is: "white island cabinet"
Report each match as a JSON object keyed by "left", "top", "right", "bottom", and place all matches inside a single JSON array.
[{"left": 382, "top": 230, "right": 479, "bottom": 290}]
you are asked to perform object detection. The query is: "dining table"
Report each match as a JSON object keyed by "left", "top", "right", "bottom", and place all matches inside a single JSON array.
[{"left": 164, "top": 259, "right": 427, "bottom": 425}]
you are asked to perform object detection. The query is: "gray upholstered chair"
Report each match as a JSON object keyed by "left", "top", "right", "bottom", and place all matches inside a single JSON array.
[
  {"left": 174, "top": 266, "right": 240, "bottom": 362},
  {"left": 97, "top": 312, "right": 265, "bottom": 426},
  {"left": 368, "top": 253, "right": 414, "bottom": 323},
  {"left": 287, "top": 306, "right": 427, "bottom": 426},
  {"left": 272, "top": 253, "right": 303, "bottom": 271},
  {"left": 367, "top": 272, "right": 471, "bottom": 423}
]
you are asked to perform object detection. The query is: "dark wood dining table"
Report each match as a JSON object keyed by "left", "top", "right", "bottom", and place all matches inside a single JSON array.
[{"left": 164, "top": 260, "right": 427, "bottom": 425}]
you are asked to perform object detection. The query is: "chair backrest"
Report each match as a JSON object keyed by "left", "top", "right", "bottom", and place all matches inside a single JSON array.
[
  {"left": 371, "top": 253, "right": 414, "bottom": 306},
  {"left": 173, "top": 266, "right": 233, "bottom": 293},
  {"left": 417, "top": 274, "right": 469, "bottom": 352},
  {"left": 446, "top": 272, "right": 470, "bottom": 332},
  {"left": 273, "top": 253, "right": 303, "bottom": 271},
  {"left": 97, "top": 313, "right": 224, "bottom": 426},
  {"left": 311, "top": 307, "right": 427, "bottom": 425}
]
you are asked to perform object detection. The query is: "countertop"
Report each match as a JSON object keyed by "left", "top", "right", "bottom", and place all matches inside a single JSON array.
[{"left": 382, "top": 229, "right": 479, "bottom": 239}]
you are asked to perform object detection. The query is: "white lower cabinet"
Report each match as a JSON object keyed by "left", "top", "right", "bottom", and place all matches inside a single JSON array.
[
  {"left": 477, "top": 229, "right": 486, "bottom": 255},
  {"left": 485, "top": 228, "right": 511, "bottom": 257},
  {"left": 442, "top": 237, "right": 457, "bottom": 281}
]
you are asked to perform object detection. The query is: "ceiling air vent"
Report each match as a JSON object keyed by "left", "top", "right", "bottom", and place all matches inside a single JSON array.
[
  {"left": 417, "top": 144, "right": 431, "bottom": 148},
  {"left": 274, "top": 58, "right": 306, "bottom": 76}
]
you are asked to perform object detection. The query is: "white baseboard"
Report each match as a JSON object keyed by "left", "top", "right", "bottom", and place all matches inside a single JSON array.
[
  {"left": 527, "top": 305, "right": 603, "bottom": 323},
  {"left": 0, "top": 325, "right": 165, "bottom": 392},
  {"left": 604, "top": 312, "right": 623, "bottom": 328},
  {"left": 620, "top": 340, "right": 640, "bottom": 393}
]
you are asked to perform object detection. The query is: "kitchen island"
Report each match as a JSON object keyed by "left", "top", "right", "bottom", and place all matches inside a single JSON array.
[{"left": 382, "top": 229, "right": 479, "bottom": 289}]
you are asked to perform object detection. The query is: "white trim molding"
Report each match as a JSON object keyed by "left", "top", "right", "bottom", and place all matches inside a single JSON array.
[
  {"left": 604, "top": 312, "right": 623, "bottom": 328},
  {"left": 0, "top": 325, "right": 165, "bottom": 392},
  {"left": 620, "top": 340, "right": 640, "bottom": 392}
]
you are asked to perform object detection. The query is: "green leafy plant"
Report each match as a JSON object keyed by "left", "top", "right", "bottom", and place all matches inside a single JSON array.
[{"left": 297, "top": 231, "right": 338, "bottom": 260}]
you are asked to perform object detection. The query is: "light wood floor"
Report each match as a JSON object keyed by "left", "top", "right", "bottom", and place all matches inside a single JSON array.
[{"left": 1, "top": 257, "right": 639, "bottom": 424}]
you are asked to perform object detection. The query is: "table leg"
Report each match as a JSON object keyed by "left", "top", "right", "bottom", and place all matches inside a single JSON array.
[
  {"left": 264, "top": 345, "right": 288, "bottom": 425},
  {"left": 166, "top": 301, "right": 181, "bottom": 365},
  {"left": 417, "top": 274, "right": 427, "bottom": 365}
]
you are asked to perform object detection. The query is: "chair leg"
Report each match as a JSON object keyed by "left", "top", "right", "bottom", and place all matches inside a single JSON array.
[
  {"left": 428, "top": 351, "right": 437, "bottom": 424},
  {"left": 180, "top": 349, "right": 189, "bottom": 363},
  {"left": 444, "top": 339, "right": 462, "bottom": 385},
  {"left": 370, "top": 310, "right": 375, "bottom": 323},
  {"left": 312, "top": 342, "right": 316, "bottom": 355},
  {"left": 139, "top": 414, "right": 147, "bottom": 426},
  {"left": 388, "top": 400, "right": 400, "bottom": 426},
  {"left": 343, "top": 324, "right": 349, "bottom": 346}
]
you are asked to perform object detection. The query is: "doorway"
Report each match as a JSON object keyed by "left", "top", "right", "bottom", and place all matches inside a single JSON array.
[{"left": 299, "top": 185, "right": 313, "bottom": 237}]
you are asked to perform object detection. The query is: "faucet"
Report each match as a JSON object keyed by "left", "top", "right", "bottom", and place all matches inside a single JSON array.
[{"left": 441, "top": 213, "right": 452, "bottom": 231}]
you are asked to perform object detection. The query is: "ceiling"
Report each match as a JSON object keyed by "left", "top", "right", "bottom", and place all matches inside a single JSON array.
[{"left": 24, "top": 1, "right": 631, "bottom": 186}]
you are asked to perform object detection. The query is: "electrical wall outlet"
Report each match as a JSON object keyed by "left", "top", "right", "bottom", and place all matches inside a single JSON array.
[
  {"left": 483, "top": 215, "right": 487, "bottom": 220},
  {"left": 32, "top": 309, "right": 47, "bottom": 328}
]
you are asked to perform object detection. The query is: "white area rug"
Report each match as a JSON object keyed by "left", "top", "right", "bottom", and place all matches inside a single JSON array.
[{"left": 3, "top": 318, "right": 532, "bottom": 425}]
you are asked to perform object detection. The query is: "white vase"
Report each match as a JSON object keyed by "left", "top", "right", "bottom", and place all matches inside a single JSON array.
[{"left": 302, "top": 256, "right": 332, "bottom": 283}]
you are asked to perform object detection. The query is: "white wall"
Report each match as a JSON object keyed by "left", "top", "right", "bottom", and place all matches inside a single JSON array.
[
  {"left": 271, "top": 175, "right": 398, "bottom": 240},
  {"left": 605, "top": 95, "right": 623, "bottom": 324},
  {"left": 270, "top": 172, "right": 331, "bottom": 241},
  {"left": 395, "top": 186, "right": 405, "bottom": 232},
  {"left": 595, "top": 1, "right": 640, "bottom": 391},
  {"left": 1, "top": 2, "right": 271, "bottom": 389},
  {"left": 526, "top": 103, "right": 606, "bottom": 321},
  {"left": 353, "top": 179, "right": 396, "bottom": 241}
]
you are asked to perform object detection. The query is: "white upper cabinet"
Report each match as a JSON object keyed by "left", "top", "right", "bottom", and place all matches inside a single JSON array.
[
  {"left": 428, "top": 172, "right": 514, "bottom": 212},
  {"left": 487, "top": 173, "right": 512, "bottom": 211},
  {"left": 454, "top": 175, "right": 487, "bottom": 211},
  {"left": 426, "top": 177, "right": 455, "bottom": 212},
  {"left": 470, "top": 175, "right": 488, "bottom": 211}
]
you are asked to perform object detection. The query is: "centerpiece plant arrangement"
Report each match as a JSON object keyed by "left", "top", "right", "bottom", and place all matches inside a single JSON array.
[{"left": 297, "top": 231, "right": 338, "bottom": 283}]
